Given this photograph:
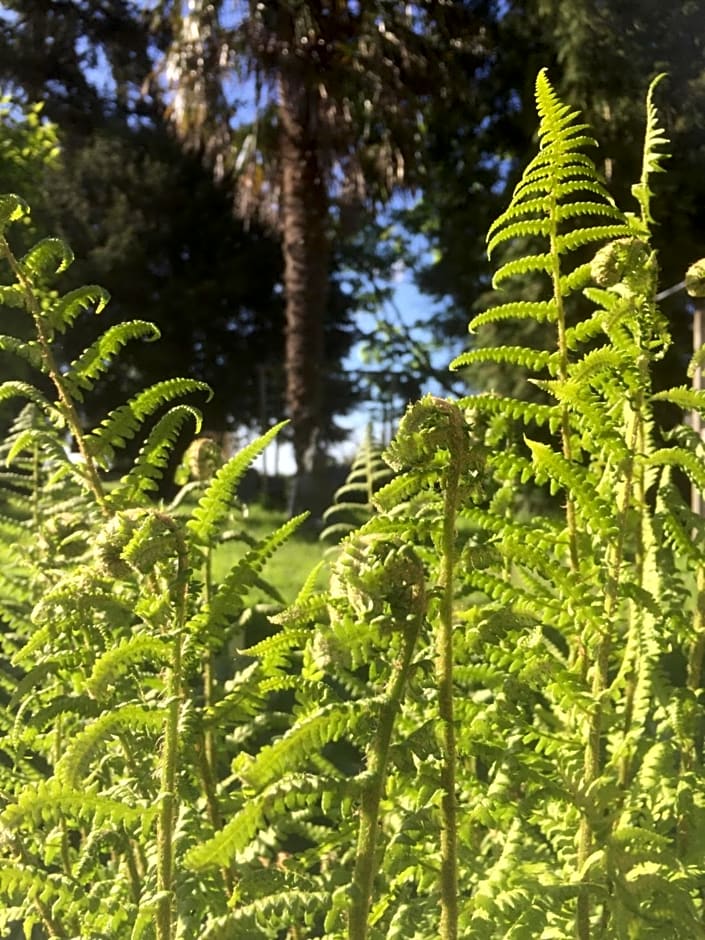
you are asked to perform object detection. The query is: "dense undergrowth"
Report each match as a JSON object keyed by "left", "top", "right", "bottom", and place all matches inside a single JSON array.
[{"left": 1, "top": 71, "right": 705, "bottom": 939}]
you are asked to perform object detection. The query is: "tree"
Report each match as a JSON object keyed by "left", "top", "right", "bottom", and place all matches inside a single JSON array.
[
  {"left": 150, "top": 0, "right": 492, "bottom": 482},
  {"left": 0, "top": 0, "right": 362, "bottom": 458}
]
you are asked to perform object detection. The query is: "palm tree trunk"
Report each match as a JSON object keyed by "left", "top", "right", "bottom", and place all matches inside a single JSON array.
[{"left": 278, "top": 70, "right": 330, "bottom": 487}]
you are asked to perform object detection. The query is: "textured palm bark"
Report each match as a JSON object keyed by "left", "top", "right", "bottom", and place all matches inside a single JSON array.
[{"left": 278, "top": 71, "right": 330, "bottom": 478}]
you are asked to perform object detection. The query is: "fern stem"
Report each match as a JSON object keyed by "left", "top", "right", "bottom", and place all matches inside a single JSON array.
[
  {"left": 436, "top": 404, "right": 466, "bottom": 940},
  {"left": 576, "top": 399, "right": 641, "bottom": 937},
  {"left": 348, "top": 601, "right": 423, "bottom": 940},
  {"left": 0, "top": 235, "right": 108, "bottom": 511},
  {"left": 156, "top": 522, "right": 189, "bottom": 940}
]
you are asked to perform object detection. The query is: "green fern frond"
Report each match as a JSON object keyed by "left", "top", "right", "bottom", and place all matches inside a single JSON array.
[
  {"left": 86, "top": 377, "right": 211, "bottom": 465},
  {"left": 185, "top": 772, "right": 336, "bottom": 870},
  {"left": 20, "top": 236, "right": 73, "bottom": 278},
  {"left": 86, "top": 636, "right": 172, "bottom": 698},
  {"left": 1, "top": 778, "right": 152, "bottom": 829},
  {"left": 524, "top": 439, "right": 614, "bottom": 535},
  {"left": 646, "top": 447, "right": 705, "bottom": 492},
  {"left": 238, "top": 699, "right": 365, "bottom": 791},
  {"left": 0, "top": 380, "right": 54, "bottom": 417},
  {"left": 632, "top": 74, "right": 670, "bottom": 227},
  {"left": 55, "top": 704, "right": 163, "bottom": 788},
  {"left": 451, "top": 346, "right": 554, "bottom": 374},
  {"left": 652, "top": 386, "right": 705, "bottom": 412},
  {"left": 0, "top": 335, "right": 42, "bottom": 369},
  {"left": 187, "top": 421, "right": 287, "bottom": 545},
  {"left": 109, "top": 405, "right": 203, "bottom": 502},
  {"left": 5, "top": 426, "right": 71, "bottom": 467},
  {"left": 491, "top": 253, "right": 553, "bottom": 289},
  {"left": 48, "top": 284, "right": 110, "bottom": 332},
  {"left": 557, "top": 224, "right": 633, "bottom": 254},
  {"left": 0, "top": 192, "right": 30, "bottom": 228},
  {"left": 461, "top": 395, "right": 559, "bottom": 430},
  {"left": 467, "top": 301, "right": 559, "bottom": 333},
  {"left": 187, "top": 513, "right": 305, "bottom": 637},
  {"left": 62, "top": 320, "right": 160, "bottom": 399}
]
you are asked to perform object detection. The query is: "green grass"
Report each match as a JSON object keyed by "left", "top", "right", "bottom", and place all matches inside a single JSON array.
[{"left": 210, "top": 502, "right": 329, "bottom": 602}]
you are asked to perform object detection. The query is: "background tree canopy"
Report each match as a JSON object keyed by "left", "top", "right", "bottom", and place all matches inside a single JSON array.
[{"left": 0, "top": 0, "right": 703, "bottom": 482}]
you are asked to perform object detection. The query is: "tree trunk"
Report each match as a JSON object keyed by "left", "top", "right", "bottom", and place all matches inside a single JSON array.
[{"left": 278, "top": 69, "right": 330, "bottom": 488}]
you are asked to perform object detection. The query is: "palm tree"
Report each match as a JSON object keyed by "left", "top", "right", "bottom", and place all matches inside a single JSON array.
[{"left": 150, "top": 0, "right": 490, "bottom": 488}]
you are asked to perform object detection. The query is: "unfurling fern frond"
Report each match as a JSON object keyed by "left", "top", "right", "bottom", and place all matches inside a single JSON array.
[{"left": 631, "top": 73, "right": 670, "bottom": 229}]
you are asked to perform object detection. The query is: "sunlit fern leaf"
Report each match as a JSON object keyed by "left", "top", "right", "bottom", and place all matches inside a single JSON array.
[
  {"left": 631, "top": 74, "right": 670, "bottom": 228},
  {"left": 109, "top": 404, "right": 203, "bottom": 502},
  {"left": 652, "top": 386, "right": 705, "bottom": 413},
  {"left": 47, "top": 283, "right": 110, "bottom": 333},
  {"left": 0, "top": 380, "right": 54, "bottom": 418},
  {"left": 200, "top": 890, "right": 328, "bottom": 939},
  {"left": 646, "top": 446, "right": 705, "bottom": 493},
  {"left": 460, "top": 395, "right": 559, "bottom": 431},
  {"left": 185, "top": 772, "right": 335, "bottom": 870},
  {"left": 238, "top": 698, "right": 367, "bottom": 791},
  {"left": 86, "top": 636, "right": 172, "bottom": 699},
  {"left": 467, "top": 300, "right": 559, "bottom": 333},
  {"left": 86, "top": 377, "right": 211, "bottom": 466},
  {"left": 19, "top": 236, "right": 74, "bottom": 280},
  {"left": 451, "top": 346, "right": 554, "bottom": 374},
  {"left": 55, "top": 704, "right": 164, "bottom": 788},
  {"left": 320, "top": 428, "right": 391, "bottom": 547},
  {"left": 187, "top": 420, "right": 287, "bottom": 545},
  {"left": 1, "top": 778, "right": 153, "bottom": 829},
  {"left": 0, "top": 192, "right": 29, "bottom": 228},
  {"left": 487, "top": 69, "right": 632, "bottom": 301},
  {"left": 0, "top": 335, "right": 41, "bottom": 370},
  {"left": 524, "top": 439, "right": 615, "bottom": 535},
  {"left": 186, "top": 513, "right": 306, "bottom": 638},
  {"left": 62, "top": 320, "right": 160, "bottom": 399}
]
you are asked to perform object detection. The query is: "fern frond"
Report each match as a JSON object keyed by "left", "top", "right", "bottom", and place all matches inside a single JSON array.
[
  {"left": 48, "top": 284, "right": 110, "bottom": 332},
  {"left": 86, "top": 636, "right": 172, "bottom": 699},
  {"left": 55, "top": 704, "right": 163, "bottom": 788},
  {"left": 467, "top": 301, "right": 559, "bottom": 333},
  {"left": 0, "top": 381, "right": 54, "bottom": 417},
  {"left": 492, "top": 253, "right": 553, "bottom": 289},
  {"left": 460, "top": 395, "right": 559, "bottom": 430},
  {"left": 451, "top": 346, "right": 554, "bottom": 373},
  {"left": 187, "top": 421, "right": 287, "bottom": 545},
  {"left": 556, "top": 224, "right": 633, "bottom": 254},
  {"left": 20, "top": 236, "right": 73, "bottom": 278},
  {"left": 187, "top": 513, "right": 305, "bottom": 637},
  {"left": 238, "top": 699, "right": 366, "bottom": 791},
  {"left": 62, "top": 320, "right": 160, "bottom": 399},
  {"left": 632, "top": 73, "right": 669, "bottom": 227},
  {"left": 0, "top": 335, "right": 42, "bottom": 369},
  {"left": 524, "top": 439, "right": 614, "bottom": 535},
  {"left": 0, "top": 192, "right": 30, "bottom": 228},
  {"left": 86, "top": 378, "right": 211, "bottom": 465},
  {"left": 652, "top": 386, "right": 705, "bottom": 413},
  {"left": 185, "top": 772, "right": 338, "bottom": 870},
  {"left": 1, "top": 778, "right": 152, "bottom": 829},
  {"left": 109, "top": 405, "right": 202, "bottom": 502}
]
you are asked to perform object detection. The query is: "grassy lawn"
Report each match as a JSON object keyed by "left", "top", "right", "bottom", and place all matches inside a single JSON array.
[{"left": 209, "top": 502, "right": 330, "bottom": 602}]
